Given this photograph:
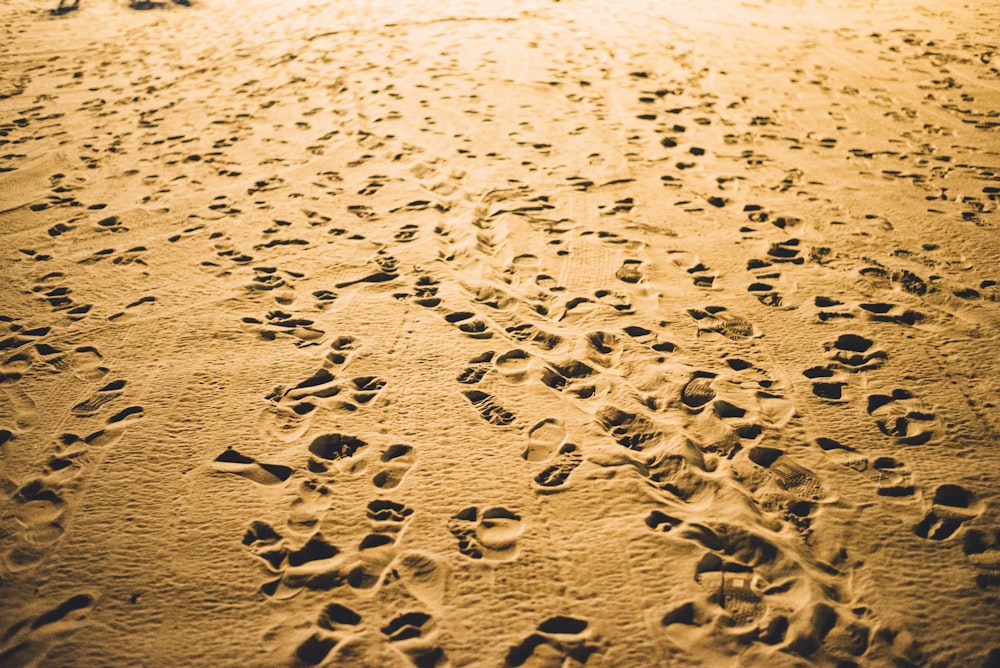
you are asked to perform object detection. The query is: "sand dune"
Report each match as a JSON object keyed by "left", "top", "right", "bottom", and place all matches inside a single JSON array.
[{"left": 1, "top": 0, "right": 998, "bottom": 665}]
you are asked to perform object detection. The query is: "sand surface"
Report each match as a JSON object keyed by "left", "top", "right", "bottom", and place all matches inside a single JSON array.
[{"left": 1, "top": 0, "right": 999, "bottom": 665}]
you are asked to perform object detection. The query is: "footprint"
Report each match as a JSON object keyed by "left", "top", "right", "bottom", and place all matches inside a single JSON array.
[
  {"left": 324, "top": 336, "right": 360, "bottom": 368},
  {"left": 687, "top": 306, "right": 758, "bottom": 339},
  {"left": 539, "top": 361, "right": 602, "bottom": 401},
  {"left": 816, "top": 437, "right": 915, "bottom": 497},
  {"left": 646, "top": 509, "right": 683, "bottom": 533},
  {"left": 669, "top": 251, "right": 718, "bottom": 289},
  {"left": 963, "top": 529, "right": 1000, "bottom": 589},
  {"left": 394, "top": 224, "right": 419, "bottom": 242},
  {"left": 825, "top": 334, "right": 886, "bottom": 371},
  {"left": 443, "top": 311, "right": 493, "bottom": 339},
  {"left": 596, "top": 406, "right": 663, "bottom": 451},
  {"left": 457, "top": 351, "right": 495, "bottom": 384},
  {"left": 0, "top": 383, "right": 37, "bottom": 432},
  {"left": 71, "top": 379, "right": 126, "bottom": 417},
  {"left": 495, "top": 349, "right": 532, "bottom": 383},
  {"left": 33, "top": 344, "right": 70, "bottom": 372},
  {"left": 747, "top": 446, "right": 823, "bottom": 500},
  {"left": 803, "top": 366, "right": 848, "bottom": 402},
  {"left": 616, "top": 259, "right": 644, "bottom": 283},
  {"left": 681, "top": 372, "right": 717, "bottom": 409},
  {"left": 307, "top": 433, "right": 368, "bottom": 472},
  {"left": 505, "top": 616, "right": 598, "bottom": 668},
  {"left": 447, "top": 506, "right": 523, "bottom": 561},
  {"left": 464, "top": 390, "right": 515, "bottom": 426},
  {"left": 534, "top": 443, "right": 583, "bottom": 492},
  {"left": 258, "top": 400, "right": 315, "bottom": 444},
  {"left": 296, "top": 602, "right": 363, "bottom": 666},
  {"left": 384, "top": 551, "right": 450, "bottom": 609},
  {"left": 866, "top": 390, "right": 940, "bottom": 445},
  {"left": 381, "top": 611, "right": 449, "bottom": 668},
  {"left": 584, "top": 331, "right": 622, "bottom": 369},
  {"left": 63, "top": 403, "right": 141, "bottom": 451},
  {"left": 242, "top": 520, "right": 287, "bottom": 572},
  {"left": 367, "top": 499, "right": 414, "bottom": 535},
  {"left": 373, "top": 444, "right": 415, "bottom": 489},
  {"left": 350, "top": 375, "right": 386, "bottom": 405},
  {"left": 283, "top": 369, "right": 341, "bottom": 402},
  {"left": 1, "top": 479, "right": 66, "bottom": 574},
  {"left": 523, "top": 418, "right": 566, "bottom": 462},
  {"left": 0, "top": 593, "right": 94, "bottom": 666},
  {"left": 694, "top": 553, "right": 767, "bottom": 628},
  {"left": 914, "top": 484, "right": 982, "bottom": 541},
  {"left": 212, "top": 447, "right": 292, "bottom": 486}
]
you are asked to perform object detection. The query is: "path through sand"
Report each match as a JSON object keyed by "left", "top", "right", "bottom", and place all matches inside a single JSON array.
[{"left": 1, "top": 0, "right": 999, "bottom": 665}]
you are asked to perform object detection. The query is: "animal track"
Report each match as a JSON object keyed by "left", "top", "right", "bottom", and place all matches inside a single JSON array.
[{"left": 448, "top": 506, "right": 523, "bottom": 561}]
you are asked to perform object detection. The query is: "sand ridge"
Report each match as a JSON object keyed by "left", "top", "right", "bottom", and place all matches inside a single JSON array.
[{"left": 1, "top": 0, "right": 998, "bottom": 665}]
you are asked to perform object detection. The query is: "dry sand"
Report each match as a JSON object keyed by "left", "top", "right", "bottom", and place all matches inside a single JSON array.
[{"left": 1, "top": 0, "right": 999, "bottom": 665}]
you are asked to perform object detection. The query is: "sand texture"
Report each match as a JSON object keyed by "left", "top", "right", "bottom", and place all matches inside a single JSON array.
[{"left": 1, "top": 0, "right": 999, "bottom": 665}]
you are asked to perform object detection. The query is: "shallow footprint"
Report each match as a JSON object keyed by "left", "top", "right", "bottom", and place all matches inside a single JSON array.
[
  {"left": 448, "top": 506, "right": 523, "bottom": 561},
  {"left": 71, "top": 379, "right": 126, "bottom": 417},
  {"left": 523, "top": 418, "right": 566, "bottom": 462},
  {"left": 258, "top": 401, "right": 315, "bottom": 444},
  {"left": 385, "top": 551, "right": 450, "bottom": 609},
  {"left": 372, "top": 444, "right": 415, "bottom": 489}
]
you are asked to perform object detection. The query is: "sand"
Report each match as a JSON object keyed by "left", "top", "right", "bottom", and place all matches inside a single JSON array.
[{"left": 1, "top": 0, "right": 998, "bottom": 665}]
